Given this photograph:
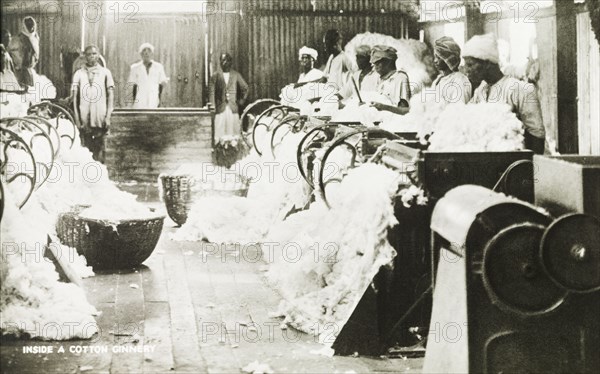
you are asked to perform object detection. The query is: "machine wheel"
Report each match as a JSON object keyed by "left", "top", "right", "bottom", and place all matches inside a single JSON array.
[
  {"left": 540, "top": 214, "right": 600, "bottom": 293},
  {"left": 482, "top": 223, "right": 568, "bottom": 316}
]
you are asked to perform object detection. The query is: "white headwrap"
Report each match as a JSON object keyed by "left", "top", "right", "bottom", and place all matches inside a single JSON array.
[
  {"left": 298, "top": 46, "right": 318, "bottom": 61},
  {"left": 21, "top": 17, "right": 40, "bottom": 57},
  {"left": 139, "top": 42, "right": 154, "bottom": 54},
  {"left": 462, "top": 34, "right": 500, "bottom": 64}
]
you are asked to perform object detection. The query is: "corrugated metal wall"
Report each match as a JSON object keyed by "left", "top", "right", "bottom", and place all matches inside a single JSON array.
[{"left": 1, "top": 7, "right": 81, "bottom": 97}]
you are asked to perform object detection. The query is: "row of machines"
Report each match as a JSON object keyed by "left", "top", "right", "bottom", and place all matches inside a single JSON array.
[{"left": 239, "top": 100, "right": 599, "bottom": 372}]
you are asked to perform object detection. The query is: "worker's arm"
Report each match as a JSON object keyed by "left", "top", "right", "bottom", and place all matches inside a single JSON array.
[
  {"left": 105, "top": 70, "right": 115, "bottom": 129},
  {"left": 208, "top": 74, "right": 216, "bottom": 109},
  {"left": 71, "top": 71, "right": 81, "bottom": 127},
  {"left": 158, "top": 64, "right": 168, "bottom": 105},
  {"left": 516, "top": 80, "right": 546, "bottom": 154},
  {"left": 237, "top": 72, "right": 249, "bottom": 107},
  {"left": 370, "top": 100, "right": 410, "bottom": 115}
]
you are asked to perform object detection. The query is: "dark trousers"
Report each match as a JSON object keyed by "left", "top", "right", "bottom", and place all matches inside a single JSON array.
[{"left": 80, "top": 127, "right": 107, "bottom": 163}]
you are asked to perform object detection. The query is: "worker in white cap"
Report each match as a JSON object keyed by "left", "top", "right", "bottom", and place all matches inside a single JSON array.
[
  {"left": 369, "top": 45, "right": 411, "bottom": 115},
  {"left": 463, "top": 33, "right": 545, "bottom": 154},
  {"left": 127, "top": 42, "right": 168, "bottom": 109},
  {"left": 337, "top": 45, "right": 378, "bottom": 101},
  {"left": 297, "top": 46, "right": 324, "bottom": 84}
]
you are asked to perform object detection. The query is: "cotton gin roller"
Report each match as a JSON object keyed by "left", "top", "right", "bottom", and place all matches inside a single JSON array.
[{"left": 424, "top": 185, "right": 600, "bottom": 374}]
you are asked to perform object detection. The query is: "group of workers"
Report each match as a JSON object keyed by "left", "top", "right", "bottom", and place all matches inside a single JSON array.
[
  {"left": 0, "top": 17, "right": 546, "bottom": 159},
  {"left": 290, "top": 30, "right": 546, "bottom": 154},
  {"left": 0, "top": 17, "right": 170, "bottom": 163}
]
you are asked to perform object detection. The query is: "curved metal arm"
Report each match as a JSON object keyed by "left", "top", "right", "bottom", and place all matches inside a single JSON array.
[
  {"left": 270, "top": 114, "right": 304, "bottom": 158},
  {"left": 25, "top": 116, "right": 62, "bottom": 158},
  {"left": 33, "top": 101, "right": 79, "bottom": 149},
  {"left": 318, "top": 130, "right": 363, "bottom": 208},
  {"left": 1, "top": 117, "right": 55, "bottom": 188},
  {"left": 319, "top": 128, "right": 401, "bottom": 208},
  {"left": 240, "top": 99, "right": 281, "bottom": 145},
  {"left": 251, "top": 105, "right": 295, "bottom": 156},
  {"left": 0, "top": 127, "right": 38, "bottom": 209},
  {"left": 296, "top": 123, "right": 341, "bottom": 189}
]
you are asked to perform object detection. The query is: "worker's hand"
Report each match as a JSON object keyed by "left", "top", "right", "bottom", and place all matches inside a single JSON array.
[
  {"left": 104, "top": 116, "right": 111, "bottom": 129},
  {"left": 369, "top": 101, "right": 385, "bottom": 111}
]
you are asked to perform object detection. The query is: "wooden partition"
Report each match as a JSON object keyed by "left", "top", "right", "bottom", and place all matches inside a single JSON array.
[{"left": 106, "top": 108, "right": 213, "bottom": 182}]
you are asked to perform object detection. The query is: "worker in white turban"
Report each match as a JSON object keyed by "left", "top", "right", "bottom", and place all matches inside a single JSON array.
[
  {"left": 463, "top": 34, "right": 546, "bottom": 154},
  {"left": 127, "top": 42, "right": 168, "bottom": 108},
  {"left": 297, "top": 46, "right": 324, "bottom": 84}
]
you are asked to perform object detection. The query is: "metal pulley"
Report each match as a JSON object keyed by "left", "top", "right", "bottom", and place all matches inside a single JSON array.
[
  {"left": 540, "top": 214, "right": 600, "bottom": 293},
  {"left": 482, "top": 223, "right": 568, "bottom": 316}
]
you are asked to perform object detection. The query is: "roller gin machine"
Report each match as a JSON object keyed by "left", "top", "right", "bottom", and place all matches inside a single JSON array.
[{"left": 425, "top": 183, "right": 599, "bottom": 373}]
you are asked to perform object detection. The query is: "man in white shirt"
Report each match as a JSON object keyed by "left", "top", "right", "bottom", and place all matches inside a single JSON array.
[
  {"left": 128, "top": 43, "right": 168, "bottom": 109},
  {"left": 463, "top": 34, "right": 546, "bottom": 154},
  {"left": 71, "top": 45, "right": 114, "bottom": 163},
  {"left": 370, "top": 45, "right": 411, "bottom": 115},
  {"left": 297, "top": 46, "right": 324, "bottom": 84}
]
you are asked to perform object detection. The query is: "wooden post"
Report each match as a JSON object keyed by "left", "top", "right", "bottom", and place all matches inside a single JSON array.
[
  {"left": 464, "top": 2, "right": 483, "bottom": 42},
  {"left": 555, "top": 0, "right": 579, "bottom": 154}
]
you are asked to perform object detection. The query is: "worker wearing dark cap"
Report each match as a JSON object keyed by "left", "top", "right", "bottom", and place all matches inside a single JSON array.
[{"left": 369, "top": 45, "right": 411, "bottom": 115}]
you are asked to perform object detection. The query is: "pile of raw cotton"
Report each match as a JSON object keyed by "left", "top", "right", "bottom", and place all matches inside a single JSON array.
[
  {"left": 0, "top": 92, "right": 29, "bottom": 118},
  {"left": 379, "top": 91, "right": 448, "bottom": 134},
  {"left": 427, "top": 103, "right": 525, "bottom": 152},
  {"left": 1, "top": 188, "right": 98, "bottom": 340},
  {"left": 331, "top": 92, "right": 395, "bottom": 125},
  {"left": 30, "top": 144, "right": 155, "bottom": 225},
  {"left": 344, "top": 32, "right": 437, "bottom": 93},
  {"left": 264, "top": 163, "right": 400, "bottom": 344},
  {"left": 173, "top": 131, "right": 311, "bottom": 244}
]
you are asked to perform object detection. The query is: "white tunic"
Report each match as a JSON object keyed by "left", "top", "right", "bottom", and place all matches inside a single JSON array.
[
  {"left": 127, "top": 60, "right": 168, "bottom": 109},
  {"left": 298, "top": 68, "right": 324, "bottom": 84}
]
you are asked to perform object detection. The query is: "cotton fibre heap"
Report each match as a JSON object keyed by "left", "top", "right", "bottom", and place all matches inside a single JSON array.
[
  {"left": 264, "top": 163, "right": 400, "bottom": 345},
  {"left": 280, "top": 82, "right": 338, "bottom": 114},
  {"left": 427, "top": 103, "right": 526, "bottom": 152},
  {"left": 1, "top": 188, "right": 98, "bottom": 340},
  {"left": 345, "top": 32, "right": 437, "bottom": 92},
  {"left": 33, "top": 144, "right": 156, "bottom": 223},
  {"left": 173, "top": 131, "right": 311, "bottom": 244}
]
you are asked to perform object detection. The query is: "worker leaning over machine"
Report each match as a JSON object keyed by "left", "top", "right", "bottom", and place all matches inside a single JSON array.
[
  {"left": 336, "top": 44, "right": 378, "bottom": 101},
  {"left": 463, "top": 34, "right": 546, "bottom": 154},
  {"left": 369, "top": 45, "right": 411, "bottom": 115},
  {"left": 432, "top": 36, "right": 472, "bottom": 104},
  {"left": 297, "top": 46, "right": 324, "bottom": 84}
]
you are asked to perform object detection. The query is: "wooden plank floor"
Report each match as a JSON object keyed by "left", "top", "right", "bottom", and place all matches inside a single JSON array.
[{"left": 1, "top": 195, "right": 423, "bottom": 374}]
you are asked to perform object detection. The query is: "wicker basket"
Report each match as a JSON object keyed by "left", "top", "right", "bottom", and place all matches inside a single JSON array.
[
  {"left": 159, "top": 174, "right": 194, "bottom": 226},
  {"left": 159, "top": 173, "right": 250, "bottom": 226},
  {"left": 56, "top": 205, "right": 165, "bottom": 270}
]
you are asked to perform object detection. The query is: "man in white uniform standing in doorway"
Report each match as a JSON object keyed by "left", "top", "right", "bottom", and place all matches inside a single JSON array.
[{"left": 128, "top": 43, "right": 168, "bottom": 109}]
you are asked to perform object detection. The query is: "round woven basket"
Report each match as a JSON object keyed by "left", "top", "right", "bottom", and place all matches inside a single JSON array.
[
  {"left": 56, "top": 205, "right": 165, "bottom": 270},
  {"left": 159, "top": 173, "right": 250, "bottom": 226}
]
